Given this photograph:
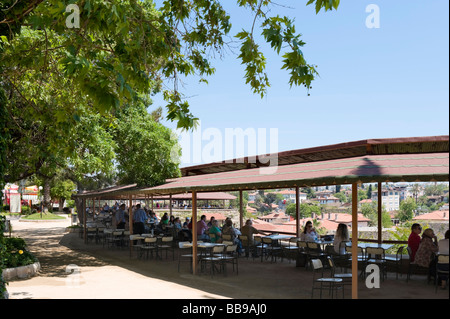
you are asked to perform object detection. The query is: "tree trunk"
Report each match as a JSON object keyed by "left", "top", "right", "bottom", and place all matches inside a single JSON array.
[
  {"left": 43, "top": 178, "right": 51, "bottom": 212},
  {"left": 58, "top": 198, "right": 64, "bottom": 212}
]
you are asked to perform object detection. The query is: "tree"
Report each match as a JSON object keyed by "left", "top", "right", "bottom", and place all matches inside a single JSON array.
[
  {"left": 0, "top": 0, "right": 341, "bottom": 213},
  {"left": 398, "top": 197, "right": 417, "bottom": 223},
  {"left": 50, "top": 179, "right": 76, "bottom": 211}
]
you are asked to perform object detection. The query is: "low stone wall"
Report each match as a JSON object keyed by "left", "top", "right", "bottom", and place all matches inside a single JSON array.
[{"left": 1, "top": 261, "right": 41, "bottom": 281}]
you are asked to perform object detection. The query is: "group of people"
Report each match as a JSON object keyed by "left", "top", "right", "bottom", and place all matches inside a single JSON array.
[{"left": 408, "top": 223, "right": 449, "bottom": 289}]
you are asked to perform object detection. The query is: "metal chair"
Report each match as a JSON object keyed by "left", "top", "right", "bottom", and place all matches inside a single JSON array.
[
  {"left": 406, "top": 246, "right": 429, "bottom": 282},
  {"left": 261, "top": 237, "right": 282, "bottom": 263},
  {"left": 366, "top": 247, "right": 387, "bottom": 281},
  {"left": 220, "top": 244, "right": 239, "bottom": 275},
  {"left": 311, "top": 259, "right": 344, "bottom": 299},
  {"left": 327, "top": 256, "right": 352, "bottom": 298},
  {"left": 435, "top": 254, "right": 449, "bottom": 292},
  {"left": 201, "top": 245, "right": 226, "bottom": 277},
  {"left": 139, "top": 237, "right": 158, "bottom": 260},
  {"left": 282, "top": 237, "right": 300, "bottom": 263},
  {"left": 385, "top": 246, "right": 404, "bottom": 279},
  {"left": 158, "top": 236, "right": 175, "bottom": 260}
]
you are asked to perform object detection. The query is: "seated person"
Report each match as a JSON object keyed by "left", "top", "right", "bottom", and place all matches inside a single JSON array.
[
  {"left": 408, "top": 223, "right": 422, "bottom": 262},
  {"left": 208, "top": 219, "right": 222, "bottom": 243}
]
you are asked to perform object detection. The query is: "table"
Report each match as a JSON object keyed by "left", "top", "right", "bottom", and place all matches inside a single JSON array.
[
  {"left": 264, "top": 234, "right": 293, "bottom": 241},
  {"left": 346, "top": 242, "right": 393, "bottom": 251}
]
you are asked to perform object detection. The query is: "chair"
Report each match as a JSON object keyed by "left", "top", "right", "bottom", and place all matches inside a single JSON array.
[
  {"left": 406, "top": 246, "right": 428, "bottom": 282},
  {"left": 385, "top": 246, "right": 404, "bottom": 279},
  {"left": 129, "top": 234, "right": 144, "bottom": 259},
  {"left": 327, "top": 256, "right": 352, "bottom": 298},
  {"left": 140, "top": 237, "right": 158, "bottom": 260},
  {"left": 297, "top": 241, "right": 309, "bottom": 269},
  {"left": 220, "top": 244, "right": 239, "bottom": 275},
  {"left": 345, "top": 246, "right": 366, "bottom": 277},
  {"left": 239, "top": 235, "right": 257, "bottom": 260},
  {"left": 311, "top": 259, "right": 344, "bottom": 299},
  {"left": 201, "top": 245, "right": 226, "bottom": 277},
  {"left": 282, "top": 237, "right": 299, "bottom": 263},
  {"left": 107, "top": 231, "right": 124, "bottom": 249},
  {"left": 208, "top": 233, "right": 216, "bottom": 243},
  {"left": 222, "top": 234, "right": 232, "bottom": 241},
  {"left": 158, "top": 236, "right": 175, "bottom": 260},
  {"left": 261, "top": 237, "right": 282, "bottom": 263},
  {"left": 307, "top": 242, "right": 327, "bottom": 266},
  {"left": 366, "top": 247, "right": 386, "bottom": 281},
  {"left": 177, "top": 242, "right": 196, "bottom": 273},
  {"left": 435, "top": 254, "right": 449, "bottom": 292},
  {"left": 86, "top": 227, "right": 97, "bottom": 244}
]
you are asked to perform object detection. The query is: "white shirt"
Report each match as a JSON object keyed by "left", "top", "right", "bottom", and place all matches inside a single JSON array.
[{"left": 438, "top": 238, "right": 449, "bottom": 255}]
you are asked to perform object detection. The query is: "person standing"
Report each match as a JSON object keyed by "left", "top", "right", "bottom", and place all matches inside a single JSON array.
[
  {"left": 133, "top": 204, "right": 147, "bottom": 235},
  {"left": 115, "top": 204, "right": 126, "bottom": 229}
]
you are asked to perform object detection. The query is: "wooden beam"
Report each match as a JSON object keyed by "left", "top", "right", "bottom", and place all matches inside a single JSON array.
[
  {"left": 377, "top": 182, "right": 382, "bottom": 244},
  {"left": 351, "top": 183, "right": 358, "bottom": 299},
  {"left": 128, "top": 195, "right": 133, "bottom": 235},
  {"left": 192, "top": 191, "right": 198, "bottom": 275},
  {"left": 83, "top": 198, "right": 87, "bottom": 244},
  {"left": 239, "top": 190, "right": 244, "bottom": 230},
  {"left": 295, "top": 186, "right": 300, "bottom": 237}
]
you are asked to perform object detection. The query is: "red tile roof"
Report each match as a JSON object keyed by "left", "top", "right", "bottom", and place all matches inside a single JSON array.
[{"left": 413, "top": 210, "right": 449, "bottom": 221}]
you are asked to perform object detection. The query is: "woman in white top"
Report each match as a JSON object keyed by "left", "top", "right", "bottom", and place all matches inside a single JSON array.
[
  {"left": 438, "top": 229, "right": 449, "bottom": 255},
  {"left": 333, "top": 223, "right": 349, "bottom": 254},
  {"left": 300, "top": 221, "right": 318, "bottom": 242}
]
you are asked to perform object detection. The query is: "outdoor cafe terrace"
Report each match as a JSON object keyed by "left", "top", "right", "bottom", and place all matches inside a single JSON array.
[{"left": 73, "top": 135, "right": 449, "bottom": 299}]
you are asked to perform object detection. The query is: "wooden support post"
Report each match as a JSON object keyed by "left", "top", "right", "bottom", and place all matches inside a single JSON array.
[
  {"left": 169, "top": 194, "right": 173, "bottom": 216},
  {"left": 377, "top": 182, "right": 382, "bottom": 244},
  {"left": 239, "top": 190, "right": 244, "bottom": 230},
  {"left": 295, "top": 186, "right": 300, "bottom": 237},
  {"left": 83, "top": 198, "right": 87, "bottom": 244},
  {"left": 192, "top": 191, "right": 198, "bottom": 275},
  {"left": 128, "top": 195, "right": 133, "bottom": 235},
  {"left": 351, "top": 183, "right": 358, "bottom": 299}
]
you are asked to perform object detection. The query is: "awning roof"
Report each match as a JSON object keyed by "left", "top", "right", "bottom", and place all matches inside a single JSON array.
[
  {"left": 74, "top": 135, "right": 449, "bottom": 199},
  {"left": 180, "top": 135, "right": 449, "bottom": 176},
  {"left": 132, "top": 152, "right": 448, "bottom": 195}
]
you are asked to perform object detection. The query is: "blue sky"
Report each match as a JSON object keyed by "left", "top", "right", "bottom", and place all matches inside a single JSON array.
[{"left": 151, "top": 1, "right": 449, "bottom": 167}]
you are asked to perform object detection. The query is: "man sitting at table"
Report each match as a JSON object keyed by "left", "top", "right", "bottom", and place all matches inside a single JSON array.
[
  {"left": 241, "top": 219, "right": 267, "bottom": 257},
  {"left": 197, "top": 215, "right": 209, "bottom": 241}
]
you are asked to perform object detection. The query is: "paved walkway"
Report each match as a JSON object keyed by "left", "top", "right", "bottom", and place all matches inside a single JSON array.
[
  {"left": 5, "top": 216, "right": 448, "bottom": 300},
  {"left": 6, "top": 217, "right": 226, "bottom": 299}
]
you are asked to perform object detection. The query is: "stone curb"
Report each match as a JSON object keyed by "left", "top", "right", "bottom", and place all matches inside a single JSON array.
[{"left": 1, "top": 262, "right": 41, "bottom": 281}]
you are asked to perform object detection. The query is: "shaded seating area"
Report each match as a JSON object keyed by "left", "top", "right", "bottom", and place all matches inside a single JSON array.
[{"left": 73, "top": 135, "right": 449, "bottom": 299}]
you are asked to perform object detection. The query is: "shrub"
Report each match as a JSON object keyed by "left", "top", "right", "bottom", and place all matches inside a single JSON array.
[
  {"left": 2, "top": 237, "right": 37, "bottom": 268},
  {"left": 21, "top": 205, "right": 32, "bottom": 215}
]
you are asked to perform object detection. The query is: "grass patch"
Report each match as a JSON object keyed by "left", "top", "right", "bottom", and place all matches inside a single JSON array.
[{"left": 21, "top": 212, "right": 66, "bottom": 220}]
